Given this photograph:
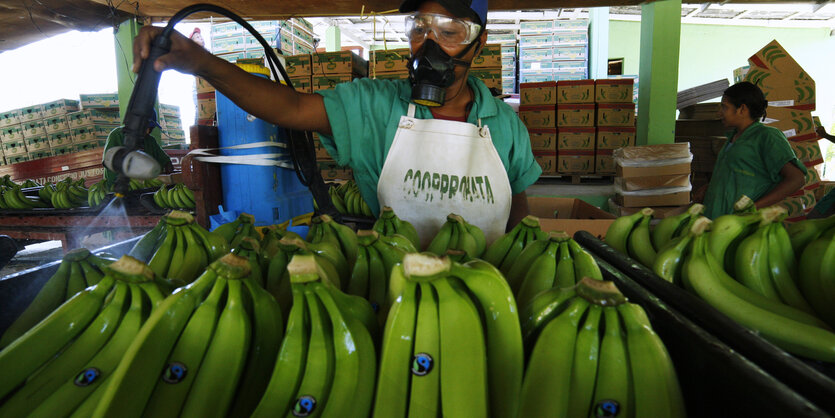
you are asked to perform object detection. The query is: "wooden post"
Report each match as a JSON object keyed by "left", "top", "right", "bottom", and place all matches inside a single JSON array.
[{"left": 182, "top": 125, "right": 222, "bottom": 228}]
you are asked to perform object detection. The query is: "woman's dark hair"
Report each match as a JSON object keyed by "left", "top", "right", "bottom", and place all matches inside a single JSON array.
[{"left": 723, "top": 81, "right": 768, "bottom": 121}]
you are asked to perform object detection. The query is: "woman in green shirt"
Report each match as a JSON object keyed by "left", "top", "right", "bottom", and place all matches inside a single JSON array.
[{"left": 695, "top": 82, "right": 806, "bottom": 219}]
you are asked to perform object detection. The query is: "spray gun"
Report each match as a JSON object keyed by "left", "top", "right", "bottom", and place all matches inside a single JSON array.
[{"left": 102, "top": 29, "right": 171, "bottom": 197}]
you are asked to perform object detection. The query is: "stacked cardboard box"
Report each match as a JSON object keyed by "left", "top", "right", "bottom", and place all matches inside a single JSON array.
[
  {"left": 556, "top": 80, "right": 595, "bottom": 174},
  {"left": 159, "top": 104, "right": 186, "bottom": 147},
  {"left": 196, "top": 77, "right": 216, "bottom": 126},
  {"left": 519, "top": 81, "right": 557, "bottom": 175},
  {"left": 594, "top": 79, "right": 635, "bottom": 175},
  {"left": 674, "top": 105, "right": 725, "bottom": 191},
  {"left": 613, "top": 143, "right": 693, "bottom": 210},
  {"left": 500, "top": 44, "right": 516, "bottom": 94},
  {"left": 369, "top": 48, "right": 410, "bottom": 81},
  {"left": 310, "top": 50, "right": 367, "bottom": 92},
  {"left": 518, "top": 19, "right": 588, "bottom": 85},
  {"left": 211, "top": 18, "right": 314, "bottom": 63},
  {"left": 470, "top": 44, "right": 502, "bottom": 92},
  {"left": 0, "top": 98, "right": 119, "bottom": 164},
  {"left": 744, "top": 40, "right": 820, "bottom": 220}
]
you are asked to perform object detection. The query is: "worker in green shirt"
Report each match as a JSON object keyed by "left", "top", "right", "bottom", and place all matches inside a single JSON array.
[
  {"left": 102, "top": 110, "right": 174, "bottom": 187},
  {"left": 131, "top": 0, "right": 541, "bottom": 247},
  {"left": 694, "top": 82, "right": 806, "bottom": 219},
  {"left": 808, "top": 125, "right": 835, "bottom": 218}
]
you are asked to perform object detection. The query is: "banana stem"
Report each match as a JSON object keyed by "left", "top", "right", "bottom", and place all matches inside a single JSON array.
[
  {"left": 575, "top": 277, "right": 627, "bottom": 306},
  {"left": 403, "top": 253, "right": 452, "bottom": 281},
  {"left": 690, "top": 217, "right": 713, "bottom": 235},
  {"left": 209, "top": 253, "right": 252, "bottom": 280},
  {"left": 106, "top": 255, "right": 155, "bottom": 282}
]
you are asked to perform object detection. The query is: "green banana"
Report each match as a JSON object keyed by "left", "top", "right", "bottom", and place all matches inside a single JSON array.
[
  {"left": 765, "top": 223, "right": 815, "bottom": 314},
  {"left": 505, "top": 235, "right": 552, "bottom": 294},
  {"left": 372, "top": 279, "right": 418, "bottom": 417},
  {"left": 627, "top": 212, "right": 657, "bottom": 267},
  {"left": 652, "top": 233, "right": 694, "bottom": 284},
  {"left": 652, "top": 203, "right": 704, "bottom": 250},
  {"left": 620, "top": 302, "right": 686, "bottom": 418},
  {"left": 286, "top": 289, "right": 335, "bottom": 418},
  {"left": 567, "top": 238, "right": 603, "bottom": 282},
  {"left": 589, "top": 307, "right": 632, "bottom": 418},
  {"left": 516, "top": 240, "right": 560, "bottom": 310},
  {"left": 707, "top": 211, "right": 764, "bottom": 275},
  {"left": 735, "top": 224, "right": 781, "bottom": 301},
  {"left": 604, "top": 209, "right": 649, "bottom": 255},
  {"left": 786, "top": 214, "right": 835, "bottom": 258},
  {"left": 407, "top": 282, "right": 441, "bottom": 418},
  {"left": 565, "top": 304, "right": 602, "bottom": 417},
  {"left": 373, "top": 206, "right": 420, "bottom": 249}
]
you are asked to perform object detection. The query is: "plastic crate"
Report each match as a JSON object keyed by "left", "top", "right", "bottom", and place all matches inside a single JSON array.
[{"left": 575, "top": 230, "right": 835, "bottom": 414}]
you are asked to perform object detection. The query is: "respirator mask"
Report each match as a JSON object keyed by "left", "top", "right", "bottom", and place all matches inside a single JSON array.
[{"left": 406, "top": 13, "right": 482, "bottom": 107}]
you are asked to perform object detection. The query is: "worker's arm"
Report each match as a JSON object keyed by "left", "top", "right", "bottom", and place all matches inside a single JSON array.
[
  {"left": 816, "top": 126, "right": 835, "bottom": 143},
  {"left": 133, "top": 26, "right": 332, "bottom": 135},
  {"left": 754, "top": 162, "right": 805, "bottom": 209},
  {"left": 506, "top": 191, "right": 530, "bottom": 232}
]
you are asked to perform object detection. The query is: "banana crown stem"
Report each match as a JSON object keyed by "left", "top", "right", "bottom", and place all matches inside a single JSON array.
[
  {"left": 690, "top": 217, "right": 713, "bottom": 236},
  {"left": 210, "top": 253, "right": 252, "bottom": 280},
  {"left": 165, "top": 210, "right": 195, "bottom": 224},
  {"left": 106, "top": 255, "right": 155, "bottom": 282},
  {"left": 238, "top": 213, "right": 256, "bottom": 224},
  {"left": 65, "top": 248, "right": 92, "bottom": 262},
  {"left": 576, "top": 277, "right": 627, "bottom": 306},
  {"left": 403, "top": 253, "right": 452, "bottom": 280},
  {"left": 520, "top": 215, "right": 541, "bottom": 228}
]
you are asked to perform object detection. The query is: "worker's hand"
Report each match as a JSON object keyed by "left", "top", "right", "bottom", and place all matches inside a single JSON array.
[
  {"left": 132, "top": 25, "right": 213, "bottom": 75},
  {"left": 692, "top": 183, "right": 708, "bottom": 203}
]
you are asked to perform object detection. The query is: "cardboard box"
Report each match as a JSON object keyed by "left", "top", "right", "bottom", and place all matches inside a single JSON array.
[
  {"left": 790, "top": 139, "right": 823, "bottom": 166},
  {"left": 816, "top": 181, "right": 834, "bottom": 201},
  {"left": 597, "top": 127, "right": 636, "bottom": 150},
  {"left": 748, "top": 40, "right": 814, "bottom": 85},
  {"left": 370, "top": 48, "right": 410, "bottom": 74},
  {"left": 42, "top": 99, "right": 80, "bottom": 116},
  {"left": 616, "top": 190, "right": 691, "bottom": 208},
  {"left": 212, "top": 35, "right": 246, "bottom": 54},
  {"left": 71, "top": 125, "right": 114, "bottom": 143},
  {"left": 762, "top": 106, "right": 816, "bottom": 141},
  {"left": 520, "top": 34, "right": 553, "bottom": 48},
  {"left": 557, "top": 80, "right": 594, "bottom": 104},
  {"left": 0, "top": 109, "right": 21, "bottom": 128},
  {"left": 519, "top": 20, "right": 554, "bottom": 34},
  {"left": 372, "top": 72, "right": 409, "bottom": 81},
  {"left": 312, "top": 51, "right": 368, "bottom": 77},
  {"left": 44, "top": 116, "right": 70, "bottom": 134},
  {"left": 216, "top": 51, "right": 247, "bottom": 63},
  {"left": 21, "top": 120, "right": 46, "bottom": 139},
  {"left": 312, "top": 75, "right": 354, "bottom": 92},
  {"left": 557, "top": 104, "right": 594, "bottom": 127},
  {"left": 470, "top": 68, "right": 502, "bottom": 91},
  {"left": 557, "top": 127, "right": 596, "bottom": 151},
  {"left": 527, "top": 196, "right": 616, "bottom": 239},
  {"left": 519, "top": 47, "right": 553, "bottom": 62},
  {"left": 595, "top": 79, "right": 634, "bottom": 103},
  {"left": 19, "top": 104, "right": 44, "bottom": 122},
  {"left": 47, "top": 130, "right": 73, "bottom": 148},
  {"left": 28, "top": 149, "right": 51, "bottom": 160},
  {"left": 607, "top": 198, "right": 691, "bottom": 219},
  {"left": 618, "top": 173, "right": 691, "bottom": 191},
  {"left": 744, "top": 67, "right": 815, "bottom": 109},
  {"left": 196, "top": 77, "right": 215, "bottom": 94},
  {"left": 597, "top": 103, "right": 636, "bottom": 127},
  {"left": 520, "top": 82, "right": 556, "bottom": 105},
  {"left": 24, "top": 136, "right": 50, "bottom": 152},
  {"left": 2, "top": 140, "right": 27, "bottom": 156},
  {"left": 804, "top": 165, "right": 821, "bottom": 191},
  {"left": 319, "top": 161, "right": 353, "bottom": 181},
  {"left": 284, "top": 54, "right": 312, "bottom": 77},
  {"left": 67, "top": 109, "right": 121, "bottom": 127},
  {"left": 779, "top": 189, "right": 816, "bottom": 220},
  {"left": 197, "top": 92, "right": 216, "bottom": 119},
  {"left": 558, "top": 151, "right": 595, "bottom": 174},
  {"left": 534, "top": 151, "right": 557, "bottom": 174},
  {"left": 289, "top": 76, "right": 313, "bottom": 94},
  {"left": 616, "top": 161, "right": 691, "bottom": 179},
  {"left": 519, "top": 105, "right": 556, "bottom": 129},
  {"left": 5, "top": 154, "right": 29, "bottom": 164},
  {"left": 51, "top": 145, "right": 74, "bottom": 156},
  {"left": 552, "top": 46, "right": 587, "bottom": 60},
  {"left": 313, "top": 138, "right": 332, "bottom": 160},
  {"left": 595, "top": 150, "right": 616, "bottom": 174},
  {"left": 472, "top": 44, "right": 502, "bottom": 68},
  {"left": 80, "top": 93, "right": 119, "bottom": 109},
  {"left": 160, "top": 103, "right": 180, "bottom": 119},
  {"left": 0, "top": 125, "right": 24, "bottom": 143},
  {"left": 74, "top": 139, "right": 106, "bottom": 152},
  {"left": 528, "top": 129, "right": 557, "bottom": 152}
]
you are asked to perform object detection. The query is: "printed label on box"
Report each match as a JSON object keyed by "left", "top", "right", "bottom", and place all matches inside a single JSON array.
[
  {"left": 529, "top": 129, "right": 557, "bottom": 152},
  {"left": 558, "top": 154, "right": 595, "bottom": 174},
  {"left": 42, "top": 99, "right": 80, "bottom": 116},
  {"left": 597, "top": 104, "right": 636, "bottom": 127},
  {"left": 45, "top": 116, "right": 70, "bottom": 134},
  {"left": 557, "top": 128, "right": 596, "bottom": 150},
  {"left": 557, "top": 105, "right": 594, "bottom": 127},
  {"left": 534, "top": 152, "right": 557, "bottom": 174},
  {"left": 597, "top": 127, "right": 636, "bottom": 150},
  {"left": 520, "top": 82, "right": 556, "bottom": 105},
  {"left": 595, "top": 79, "right": 634, "bottom": 103},
  {"left": 25, "top": 136, "right": 50, "bottom": 151},
  {"left": 285, "top": 54, "right": 313, "bottom": 76},
  {"left": 20, "top": 105, "right": 44, "bottom": 122},
  {"left": 371, "top": 48, "right": 410, "bottom": 73},
  {"left": 596, "top": 154, "right": 616, "bottom": 174},
  {"left": 790, "top": 140, "right": 823, "bottom": 166},
  {"left": 21, "top": 120, "right": 46, "bottom": 139},
  {"left": 0, "top": 125, "right": 24, "bottom": 143},
  {"left": 762, "top": 107, "right": 816, "bottom": 141},
  {"left": 6, "top": 154, "right": 29, "bottom": 164},
  {"left": 557, "top": 80, "right": 594, "bottom": 104},
  {"left": 0, "top": 109, "right": 21, "bottom": 128},
  {"left": 48, "top": 130, "right": 73, "bottom": 148},
  {"left": 313, "top": 75, "right": 354, "bottom": 91},
  {"left": 472, "top": 44, "right": 502, "bottom": 68},
  {"left": 519, "top": 106, "right": 556, "bottom": 129},
  {"left": 80, "top": 93, "right": 119, "bottom": 109},
  {"left": 3, "top": 140, "right": 27, "bottom": 156},
  {"left": 312, "top": 51, "right": 368, "bottom": 77}
]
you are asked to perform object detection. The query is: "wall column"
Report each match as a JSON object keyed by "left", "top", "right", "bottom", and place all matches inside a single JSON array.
[{"left": 588, "top": 7, "right": 610, "bottom": 79}]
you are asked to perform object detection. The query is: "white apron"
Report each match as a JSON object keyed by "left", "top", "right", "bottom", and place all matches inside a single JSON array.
[{"left": 377, "top": 103, "right": 512, "bottom": 249}]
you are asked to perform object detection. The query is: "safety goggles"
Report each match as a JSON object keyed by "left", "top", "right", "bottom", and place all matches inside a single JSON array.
[{"left": 405, "top": 13, "right": 482, "bottom": 46}]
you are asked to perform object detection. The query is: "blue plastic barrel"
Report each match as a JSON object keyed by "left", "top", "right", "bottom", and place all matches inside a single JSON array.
[{"left": 213, "top": 64, "right": 313, "bottom": 227}]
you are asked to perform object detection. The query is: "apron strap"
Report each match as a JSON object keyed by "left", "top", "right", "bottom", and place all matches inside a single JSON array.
[{"left": 407, "top": 103, "right": 416, "bottom": 118}]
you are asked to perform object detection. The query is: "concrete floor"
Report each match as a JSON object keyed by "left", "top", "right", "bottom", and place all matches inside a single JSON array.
[{"left": 0, "top": 180, "right": 615, "bottom": 278}]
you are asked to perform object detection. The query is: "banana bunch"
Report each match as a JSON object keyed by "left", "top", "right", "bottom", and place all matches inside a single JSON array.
[
  {"left": 144, "top": 210, "right": 232, "bottom": 284},
  {"left": 0, "top": 184, "right": 51, "bottom": 209},
  {"left": 232, "top": 236, "right": 265, "bottom": 287},
  {"left": 21, "top": 178, "right": 41, "bottom": 188},
  {"left": 263, "top": 235, "right": 350, "bottom": 318},
  {"left": 153, "top": 183, "right": 196, "bottom": 210},
  {"left": 482, "top": 215, "right": 547, "bottom": 273},
  {"left": 143, "top": 178, "right": 164, "bottom": 188},
  {"left": 87, "top": 180, "right": 111, "bottom": 207},
  {"left": 797, "top": 215, "right": 835, "bottom": 328},
  {"left": 787, "top": 213, "right": 835, "bottom": 258},
  {"left": 706, "top": 209, "right": 765, "bottom": 276},
  {"left": 506, "top": 231, "right": 604, "bottom": 311},
  {"left": 501, "top": 230, "right": 603, "bottom": 304},
  {"left": 518, "top": 278, "right": 686, "bottom": 418},
  {"left": 214, "top": 212, "right": 261, "bottom": 249},
  {"left": 92, "top": 253, "right": 284, "bottom": 418},
  {"left": 426, "top": 213, "right": 486, "bottom": 259},
  {"left": 329, "top": 180, "right": 373, "bottom": 217},
  {"left": 372, "top": 206, "right": 420, "bottom": 249},
  {"left": 251, "top": 254, "right": 377, "bottom": 417},
  {"left": 307, "top": 214, "right": 359, "bottom": 268},
  {"left": 682, "top": 217, "right": 835, "bottom": 362},
  {"left": 373, "top": 253, "right": 523, "bottom": 418},
  {"left": 0, "top": 256, "right": 168, "bottom": 416},
  {"left": 0, "top": 174, "right": 18, "bottom": 187},
  {"left": 0, "top": 248, "right": 115, "bottom": 348},
  {"left": 128, "top": 177, "right": 145, "bottom": 191},
  {"left": 38, "top": 182, "right": 56, "bottom": 203},
  {"left": 49, "top": 178, "right": 90, "bottom": 209},
  {"left": 349, "top": 230, "right": 416, "bottom": 318}
]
